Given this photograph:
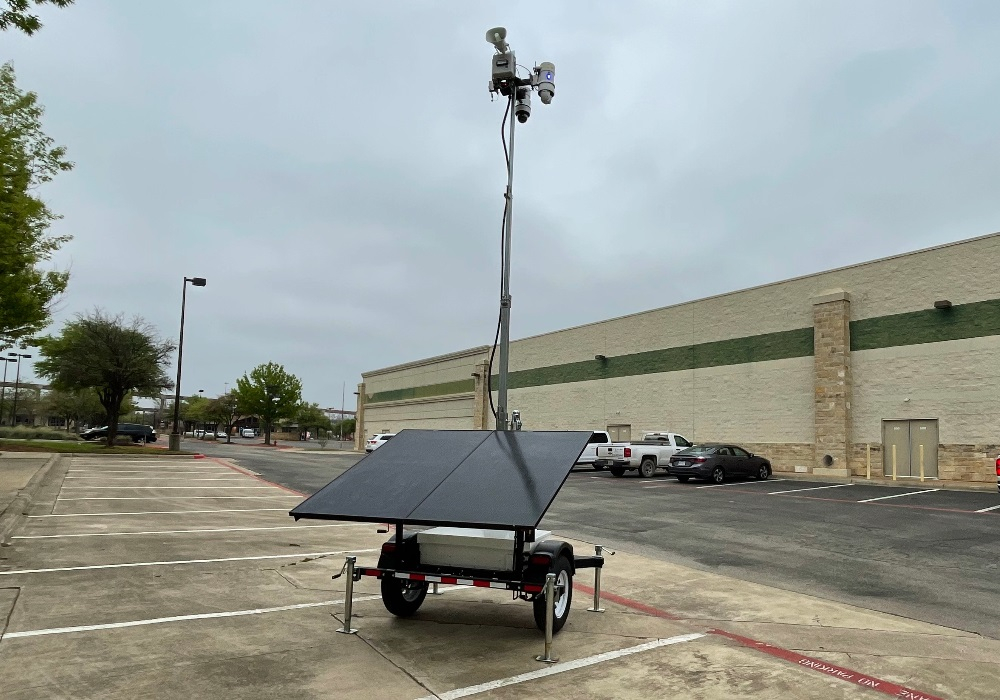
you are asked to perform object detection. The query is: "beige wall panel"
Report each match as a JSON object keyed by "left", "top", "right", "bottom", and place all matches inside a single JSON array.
[
  {"left": 507, "top": 357, "right": 813, "bottom": 444},
  {"left": 508, "top": 233, "right": 1000, "bottom": 372},
  {"left": 363, "top": 396, "right": 474, "bottom": 433},
  {"left": 853, "top": 336, "right": 1000, "bottom": 444},
  {"left": 364, "top": 348, "right": 486, "bottom": 394}
]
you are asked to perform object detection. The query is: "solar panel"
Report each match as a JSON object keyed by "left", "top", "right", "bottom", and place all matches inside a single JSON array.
[{"left": 290, "top": 429, "right": 590, "bottom": 530}]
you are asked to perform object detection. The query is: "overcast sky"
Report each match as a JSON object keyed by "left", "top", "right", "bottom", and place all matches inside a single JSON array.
[{"left": 6, "top": 1, "right": 1000, "bottom": 408}]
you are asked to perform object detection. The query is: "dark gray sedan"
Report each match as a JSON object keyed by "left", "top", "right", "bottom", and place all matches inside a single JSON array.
[{"left": 668, "top": 444, "right": 771, "bottom": 484}]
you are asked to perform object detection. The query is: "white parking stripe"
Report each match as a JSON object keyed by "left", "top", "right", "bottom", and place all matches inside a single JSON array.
[
  {"left": 695, "top": 479, "right": 787, "bottom": 489},
  {"left": 64, "top": 477, "right": 248, "bottom": 481},
  {"left": 0, "top": 549, "right": 377, "bottom": 576},
  {"left": 857, "top": 489, "right": 940, "bottom": 503},
  {"left": 415, "top": 634, "right": 706, "bottom": 700},
  {"left": 1, "top": 595, "right": 383, "bottom": 639},
  {"left": 57, "top": 496, "right": 300, "bottom": 501},
  {"left": 30, "top": 509, "right": 289, "bottom": 518},
  {"left": 59, "top": 486, "right": 274, "bottom": 490},
  {"left": 768, "top": 484, "right": 853, "bottom": 495},
  {"left": 14, "top": 523, "right": 361, "bottom": 539},
  {"left": 974, "top": 504, "right": 1000, "bottom": 513}
]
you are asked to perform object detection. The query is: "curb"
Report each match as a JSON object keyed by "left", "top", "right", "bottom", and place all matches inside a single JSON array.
[{"left": 0, "top": 453, "right": 61, "bottom": 546}]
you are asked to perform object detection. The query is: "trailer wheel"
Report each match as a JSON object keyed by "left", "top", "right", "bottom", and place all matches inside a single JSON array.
[
  {"left": 609, "top": 467, "right": 625, "bottom": 477},
  {"left": 380, "top": 576, "right": 428, "bottom": 617},
  {"left": 533, "top": 556, "right": 573, "bottom": 634}
]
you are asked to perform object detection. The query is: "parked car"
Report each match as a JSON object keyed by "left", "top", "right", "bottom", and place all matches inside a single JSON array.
[
  {"left": 365, "top": 433, "right": 395, "bottom": 453},
  {"left": 241, "top": 428, "right": 256, "bottom": 438},
  {"left": 576, "top": 431, "right": 613, "bottom": 469},
  {"left": 80, "top": 423, "right": 157, "bottom": 443},
  {"left": 668, "top": 444, "right": 771, "bottom": 484},
  {"left": 216, "top": 430, "right": 228, "bottom": 438},
  {"left": 594, "top": 432, "right": 693, "bottom": 477}
]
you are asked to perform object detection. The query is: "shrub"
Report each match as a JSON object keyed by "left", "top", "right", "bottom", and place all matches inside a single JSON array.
[
  {"left": 113, "top": 435, "right": 134, "bottom": 446},
  {"left": 0, "top": 426, "right": 81, "bottom": 441}
]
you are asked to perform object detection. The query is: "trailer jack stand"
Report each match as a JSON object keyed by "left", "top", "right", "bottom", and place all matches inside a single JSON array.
[
  {"left": 535, "top": 572, "right": 559, "bottom": 663},
  {"left": 587, "top": 545, "right": 607, "bottom": 613},
  {"left": 336, "top": 556, "right": 358, "bottom": 634}
]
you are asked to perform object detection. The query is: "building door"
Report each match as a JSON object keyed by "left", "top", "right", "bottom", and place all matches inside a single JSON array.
[
  {"left": 882, "top": 419, "right": 938, "bottom": 478},
  {"left": 607, "top": 424, "right": 631, "bottom": 442},
  {"left": 908, "top": 419, "right": 939, "bottom": 478}
]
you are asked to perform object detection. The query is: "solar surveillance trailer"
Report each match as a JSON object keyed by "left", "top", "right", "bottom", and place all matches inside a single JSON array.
[{"left": 486, "top": 26, "right": 555, "bottom": 431}]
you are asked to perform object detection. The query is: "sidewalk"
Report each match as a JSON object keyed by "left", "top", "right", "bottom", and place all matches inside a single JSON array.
[{"left": 0, "top": 452, "right": 58, "bottom": 543}]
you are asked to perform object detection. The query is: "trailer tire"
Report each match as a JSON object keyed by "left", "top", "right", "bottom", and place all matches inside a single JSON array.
[
  {"left": 533, "top": 556, "right": 573, "bottom": 634},
  {"left": 380, "top": 575, "right": 428, "bottom": 617},
  {"left": 609, "top": 467, "right": 625, "bottom": 477},
  {"left": 639, "top": 457, "right": 657, "bottom": 478}
]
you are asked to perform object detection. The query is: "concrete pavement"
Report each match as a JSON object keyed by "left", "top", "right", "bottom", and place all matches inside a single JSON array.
[{"left": 0, "top": 452, "right": 991, "bottom": 698}]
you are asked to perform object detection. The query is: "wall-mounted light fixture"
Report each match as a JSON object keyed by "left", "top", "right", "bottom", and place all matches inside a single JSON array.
[
  {"left": 933, "top": 300, "right": 952, "bottom": 309},
  {"left": 595, "top": 354, "right": 607, "bottom": 361}
]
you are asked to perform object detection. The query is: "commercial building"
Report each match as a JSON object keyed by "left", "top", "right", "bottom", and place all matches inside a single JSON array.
[{"left": 355, "top": 233, "right": 1000, "bottom": 484}]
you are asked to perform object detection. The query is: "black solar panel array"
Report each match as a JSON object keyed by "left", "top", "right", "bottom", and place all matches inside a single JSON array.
[{"left": 290, "top": 430, "right": 590, "bottom": 530}]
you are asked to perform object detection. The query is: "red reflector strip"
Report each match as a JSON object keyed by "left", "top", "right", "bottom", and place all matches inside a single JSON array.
[
  {"left": 473, "top": 580, "right": 491, "bottom": 588},
  {"left": 356, "top": 568, "right": 523, "bottom": 591}
]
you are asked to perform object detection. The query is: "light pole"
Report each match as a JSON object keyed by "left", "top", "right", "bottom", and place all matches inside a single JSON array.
[
  {"left": 485, "top": 27, "right": 555, "bottom": 430},
  {"left": 9, "top": 352, "right": 31, "bottom": 426},
  {"left": 169, "top": 276, "right": 206, "bottom": 451},
  {"left": 0, "top": 356, "right": 17, "bottom": 426}
]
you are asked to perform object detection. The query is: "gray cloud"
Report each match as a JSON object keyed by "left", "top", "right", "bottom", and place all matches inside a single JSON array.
[{"left": 6, "top": 1, "right": 1000, "bottom": 406}]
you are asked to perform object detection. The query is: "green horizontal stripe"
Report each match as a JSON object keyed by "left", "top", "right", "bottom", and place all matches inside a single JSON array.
[
  {"left": 367, "top": 297, "right": 1000, "bottom": 404},
  {"left": 502, "top": 327, "right": 814, "bottom": 389},
  {"left": 367, "top": 378, "right": 474, "bottom": 404},
  {"left": 851, "top": 298, "right": 1000, "bottom": 351}
]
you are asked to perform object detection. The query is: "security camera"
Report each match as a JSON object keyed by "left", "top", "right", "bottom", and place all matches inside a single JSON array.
[
  {"left": 514, "top": 87, "right": 531, "bottom": 123},
  {"left": 510, "top": 410, "right": 522, "bottom": 431},
  {"left": 533, "top": 62, "right": 555, "bottom": 104}
]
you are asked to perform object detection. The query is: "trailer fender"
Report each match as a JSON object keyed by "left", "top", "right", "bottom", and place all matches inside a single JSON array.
[{"left": 524, "top": 539, "right": 575, "bottom": 586}]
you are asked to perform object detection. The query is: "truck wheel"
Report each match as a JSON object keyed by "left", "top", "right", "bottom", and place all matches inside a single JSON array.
[
  {"left": 533, "top": 556, "right": 573, "bottom": 634},
  {"left": 380, "top": 576, "right": 428, "bottom": 617},
  {"left": 639, "top": 457, "right": 656, "bottom": 478},
  {"left": 609, "top": 467, "right": 625, "bottom": 477}
]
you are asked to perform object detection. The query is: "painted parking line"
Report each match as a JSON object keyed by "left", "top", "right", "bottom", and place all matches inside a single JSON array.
[
  {"left": 56, "top": 495, "right": 301, "bottom": 501},
  {"left": 975, "top": 504, "right": 1000, "bottom": 513},
  {"left": 59, "top": 486, "right": 276, "bottom": 490},
  {"left": 13, "top": 523, "right": 362, "bottom": 539},
  {"left": 1, "top": 595, "right": 382, "bottom": 639},
  {"left": 413, "top": 634, "right": 706, "bottom": 700},
  {"left": 857, "top": 489, "right": 940, "bottom": 503},
  {"left": 575, "top": 583, "right": 945, "bottom": 700},
  {"left": 64, "top": 477, "right": 250, "bottom": 482},
  {"left": 0, "top": 549, "right": 377, "bottom": 576},
  {"left": 696, "top": 479, "right": 787, "bottom": 489},
  {"left": 29, "top": 508, "right": 289, "bottom": 518},
  {"left": 768, "top": 484, "right": 853, "bottom": 495}
]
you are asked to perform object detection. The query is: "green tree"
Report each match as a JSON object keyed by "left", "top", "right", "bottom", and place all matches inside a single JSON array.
[
  {"left": 43, "top": 387, "right": 104, "bottom": 430},
  {"left": 296, "top": 401, "right": 332, "bottom": 438},
  {"left": 35, "top": 310, "right": 175, "bottom": 447},
  {"left": 209, "top": 392, "right": 240, "bottom": 444},
  {"left": 333, "top": 417, "right": 356, "bottom": 441},
  {"left": 1, "top": 0, "right": 74, "bottom": 35},
  {"left": 234, "top": 362, "right": 302, "bottom": 445},
  {"left": 0, "top": 62, "right": 72, "bottom": 348}
]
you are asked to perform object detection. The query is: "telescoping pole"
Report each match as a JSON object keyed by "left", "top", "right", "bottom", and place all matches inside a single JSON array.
[{"left": 496, "top": 91, "right": 516, "bottom": 431}]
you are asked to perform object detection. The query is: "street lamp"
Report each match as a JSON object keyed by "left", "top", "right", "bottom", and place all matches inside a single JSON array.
[
  {"left": 0, "top": 356, "right": 17, "bottom": 426},
  {"left": 8, "top": 352, "right": 31, "bottom": 426},
  {"left": 485, "top": 27, "right": 555, "bottom": 430},
  {"left": 169, "top": 276, "right": 207, "bottom": 451}
]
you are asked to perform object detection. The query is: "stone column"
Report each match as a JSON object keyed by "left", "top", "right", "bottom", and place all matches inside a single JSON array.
[
  {"left": 353, "top": 382, "right": 366, "bottom": 452},
  {"left": 472, "top": 359, "right": 490, "bottom": 430},
  {"left": 812, "top": 290, "right": 852, "bottom": 475}
]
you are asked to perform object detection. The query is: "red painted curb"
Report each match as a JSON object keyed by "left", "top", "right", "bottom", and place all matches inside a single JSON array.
[
  {"left": 574, "top": 583, "right": 944, "bottom": 699},
  {"left": 193, "top": 454, "right": 206, "bottom": 459}
]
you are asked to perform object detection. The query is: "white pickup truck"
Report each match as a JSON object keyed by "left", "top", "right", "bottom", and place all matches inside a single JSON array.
[
  {"left": 575, "top": 431, "right": 613, "bottom": 469},
  {"left": 594, "top": 432, "right": 693, "bottom": 477}
]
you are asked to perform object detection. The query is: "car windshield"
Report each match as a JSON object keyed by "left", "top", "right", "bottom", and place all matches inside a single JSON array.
[{"left": 677, "top": 445, "right": 717, "bottom": 455}]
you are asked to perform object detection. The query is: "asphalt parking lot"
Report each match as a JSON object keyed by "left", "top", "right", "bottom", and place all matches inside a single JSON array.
[{"left": 1, "top": 451, "right": 997, "bottom": 698}]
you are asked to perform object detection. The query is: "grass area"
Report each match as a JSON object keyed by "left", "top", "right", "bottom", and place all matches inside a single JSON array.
[{"left": 0, "top": 440, "right": 196, "bottom": 455}]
